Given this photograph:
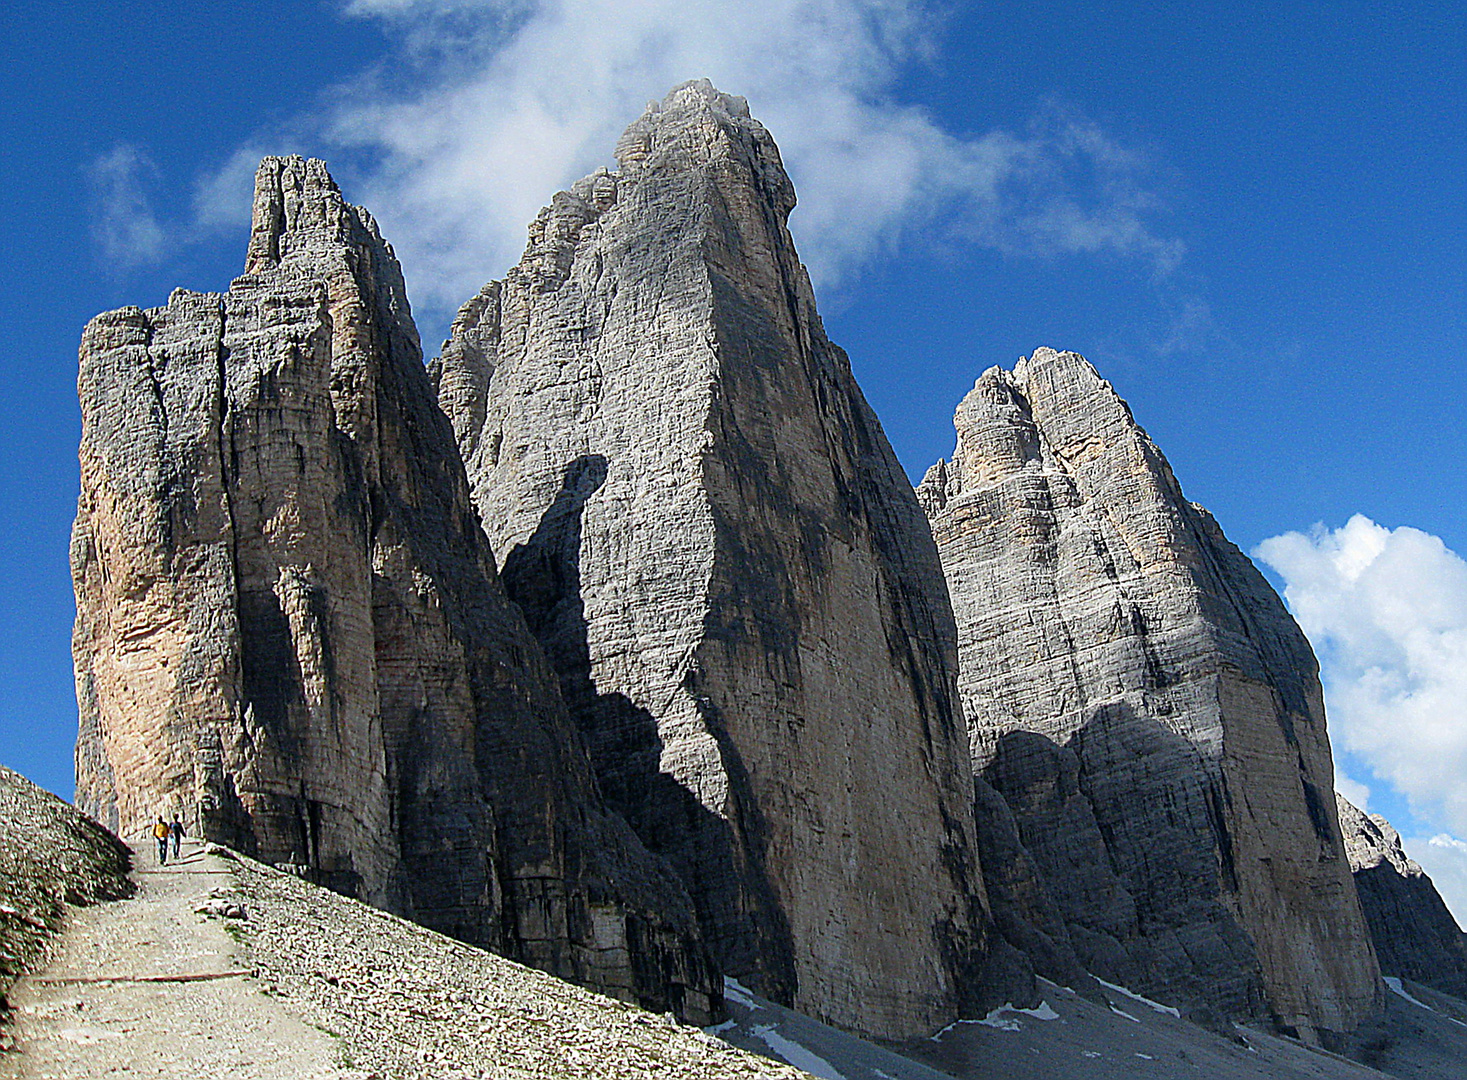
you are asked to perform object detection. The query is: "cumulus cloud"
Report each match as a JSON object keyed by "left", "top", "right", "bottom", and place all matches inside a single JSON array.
[
  {"left": 1256, "top": 515, "right": 1467, "bottom": 838},
  {"left": 1335, "top": 771, "right": 1372, "bottom": 813},
  {"left": 86, "top": 145, "right": 167, "bottom": 267},
  {"left": 229, "top": 0, "right": 1187, "bottom": 313}
]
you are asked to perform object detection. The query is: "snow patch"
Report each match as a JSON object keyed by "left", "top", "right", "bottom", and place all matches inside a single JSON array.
[
  {"left": 1111, "top": 1007, "right": 1141, "bottom": 1023},
  {"left": 1096, "top": 977, "right": 1181, "bottom": 1017},
  {"left": 1017, "top": 1001, "right": 1060, "bottom": 1020},
  {"left": 930, "top": 1001, "right": 1059, "bottom": 1038},
  {"left": 1385, "top": 976, "right": 1432, "bottom": 1011},
  {"left": 1383, "top": 975, "right": 1467, "bottom": 1026},
  {"left": 978, "top": 1011, "right": 1022, "bottom": 1032},
  {"left": 750, "top": 1024, "right": 847, "bottom": 1080},
  {"left": 722, "top": 977, "right": 757, "bottom": 1008},
  {"left": 704, "top": 1019, "right": 736, "bottom": 1035}
]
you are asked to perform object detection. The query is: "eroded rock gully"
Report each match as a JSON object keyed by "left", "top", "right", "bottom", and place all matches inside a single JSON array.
[
  {"left": 70, "top": 156, "right": 716, "bottom": 1021},
  {"left": 917, "top": 348, "right": 1382, "bottom": 1046}
]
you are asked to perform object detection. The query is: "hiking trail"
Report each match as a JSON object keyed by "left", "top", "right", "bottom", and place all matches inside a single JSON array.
[{"left": 1, "top": 839, "right": 362, "bottom": 1079}]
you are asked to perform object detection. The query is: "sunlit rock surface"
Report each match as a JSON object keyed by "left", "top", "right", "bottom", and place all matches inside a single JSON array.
[
  {"left": 71, "top": 156, "right": 717, "bottom": 1020},
  {"left": 434, "top": 80, "right": 1001, "bottom": 1039}
]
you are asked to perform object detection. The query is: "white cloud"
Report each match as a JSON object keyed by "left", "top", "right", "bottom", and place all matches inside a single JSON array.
[
  {"left": 86, "top": 145, "right": 166, "bottom": 267},
  {"left": 193, "top": 146, "right": 275, "bottom": 234},
  {"left": 235, "top": 0, "right": 1187, "bottom": 314},
  {"left": 1404, "top": 834, "right": 1467, "bottom": 930},
  {"left": 1336, "top": 770, "right": 1372, "bottom": 813},
  {"left": 1256, "top": 515, "right": 1467, "bottom": 840}
]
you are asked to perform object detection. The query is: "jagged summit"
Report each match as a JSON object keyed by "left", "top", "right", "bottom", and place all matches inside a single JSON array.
[
  {"left": 919, "top": 346, "right": 1381, "bottom": 1046},
  {"left": 433, "top": 81, "right": 1004, "bottom": 1040},
  {"left": 70, "top": 88, "right": 1406, "bottom": 1054},
  {"left": 1337, "top": 794, "right": 1467, "bottom": 999},
  {"left": 612, "top": 80, "right": 795, "bottom": 207}
]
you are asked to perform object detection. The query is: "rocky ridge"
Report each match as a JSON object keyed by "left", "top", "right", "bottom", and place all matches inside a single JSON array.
[
  {"left": 69, "top": 157, "right": 716, "bottom": 1019},
  {"left": 433, "top": 80, "right": 1001, "bottom": 1039},
  {"left": 1336, "top": 794, "right": 1467, "bottom": 999},
  {"left": 0, "top": 767, "right": 131, "bottom": 1037},
  {"left": 917, "top": 348, "right": 1381, "bottom": 1046}
]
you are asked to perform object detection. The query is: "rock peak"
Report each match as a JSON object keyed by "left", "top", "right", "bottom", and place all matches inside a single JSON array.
[
  {"left": 246, "top": 156, "right": 351, "bottom": 273},
  {"left": 612, "top": 79, "right": 795, "bottom": 215},
  {"left": 435, "top": 84, "right": 1000, "bottom": 1039},
  {"left": 72, "top": 152, "right": 718, "bottom": 1021},
  {"left": 922, "top": 348, "right": 1381, "bottom": 1045},
  {"left": 1337, "top": 793, "right": 1467, "bottom": 998}
]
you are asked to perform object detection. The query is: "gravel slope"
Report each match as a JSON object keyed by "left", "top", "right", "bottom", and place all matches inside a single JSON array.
[
  {"left": 2, "top": 839, "right": 352, "bottom": 1079},
  {"left": 226, "top": 851, "right": 806, "bottom": 1079},
  {"left": 0, "top": 766, "right": 131, "bottom": 1039},
  {"left": 1, "top": 801, "right": 808, "bottom": 1080}
]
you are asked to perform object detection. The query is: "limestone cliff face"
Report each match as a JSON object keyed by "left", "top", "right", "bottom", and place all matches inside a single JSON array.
[
  {"left": 71, "top": 157, "right": 716, "bottom": 1020},
  {"left": 917, "top": 348, "right": 1381, "bottom": 1044},
  {"left": 433, "top": 81, "right": 997, "bottom": 1039},
  {"left": 1337, "top": 794, "right": 1467, "bottom": 999}
]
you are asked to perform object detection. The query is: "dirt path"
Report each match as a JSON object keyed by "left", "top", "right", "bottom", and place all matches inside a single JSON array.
[{"left": 0, "top": 839, "right": 362, "bottom": 1079}]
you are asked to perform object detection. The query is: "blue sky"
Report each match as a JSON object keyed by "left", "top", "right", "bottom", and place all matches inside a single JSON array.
[{"left": 3, "top": 1, "right": 1466, "bottom": 909}]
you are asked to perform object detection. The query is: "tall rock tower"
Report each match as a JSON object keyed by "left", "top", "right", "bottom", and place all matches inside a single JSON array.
[
  {"left": 433, "top": 81, "right": 996, "bottom": 1038},
  {"left": 71, "top": 156, "right": 716, "bottom": 1020},
  {"left": 917, "top": 348, "right": 1381, "bottom": 1045}
]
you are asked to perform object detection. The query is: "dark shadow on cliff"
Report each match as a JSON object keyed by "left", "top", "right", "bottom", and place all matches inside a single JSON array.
[
  {"left": 982, "top": 703, "right": 1271, "bottom": 1033},
  {"left": 501, "top": 454, "right": 798, "bottom": 1005}
]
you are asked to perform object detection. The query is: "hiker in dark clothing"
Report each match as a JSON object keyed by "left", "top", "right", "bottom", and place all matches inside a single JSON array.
[
  {"left": 153, "top": 817, "right": 170, "bottom": 864},
  {"left": 170, "top": 816, "right": 185, "bottom": 860}
]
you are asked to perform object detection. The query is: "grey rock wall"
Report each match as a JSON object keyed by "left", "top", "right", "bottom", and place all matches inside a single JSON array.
[
  {"left": 433, "top": 80, "right": 1001, "bottom": 1039},
  {"left": 1337, "top": 793, "right": 1467, "bottom": 999},
  {"left": 918, "top": 348, "right": 1381, "bottom": 1045},
  {"left": 71, "top": 156, "right": 717, "bottom": 1021}
]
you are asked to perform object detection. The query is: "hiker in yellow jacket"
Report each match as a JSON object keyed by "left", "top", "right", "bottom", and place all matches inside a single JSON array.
[{"left": 153, "top": 817, "right": 170, "bottom": 865}]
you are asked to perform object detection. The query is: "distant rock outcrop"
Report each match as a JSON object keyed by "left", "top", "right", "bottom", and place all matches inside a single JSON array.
[
  {"left": 918, "top": 348, "right": 1381, "bottom": 1045},
  {"left": 70, "top": 157, "right": 716, "bottom": 1020},
  {"left": 1337, "top": 793, "right": 1467, "bottom": 999},
  {"left": 433, "top": 80, "right": 1002, "bottom": 1039}
]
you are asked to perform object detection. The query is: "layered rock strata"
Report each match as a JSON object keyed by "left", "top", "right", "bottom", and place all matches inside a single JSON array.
[
  {"left": 71, "top": 157, "right": 716, "bottom": 1019},
  {"left": 433, "top": 80, "right": 998, "bottom": 1039},
  {"left": 1337, "top": 794, "right": 1467, "bottom": 999},
  {"left": 917, "top": 348, "right": 1381, "bottom": 1045}
]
